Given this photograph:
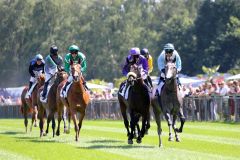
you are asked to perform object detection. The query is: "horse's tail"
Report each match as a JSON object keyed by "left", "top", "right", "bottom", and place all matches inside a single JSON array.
[{"left": 20, "top": 87, "right": 31, "bottom": 114}]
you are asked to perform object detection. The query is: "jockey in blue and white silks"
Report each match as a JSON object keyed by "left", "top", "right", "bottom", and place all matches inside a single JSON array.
[
  {"left": 26, "top": 54, "right": 45, "bottom": 97},
  {"left": 157, "top": 43, "right": 182, "bottom": 93}
]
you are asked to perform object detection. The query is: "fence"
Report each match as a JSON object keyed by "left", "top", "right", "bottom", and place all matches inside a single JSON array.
[{"left": 0, "top": 96, "right": 239, "bottom": 122}]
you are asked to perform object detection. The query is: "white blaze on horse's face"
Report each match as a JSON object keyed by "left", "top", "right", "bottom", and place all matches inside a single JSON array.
[{"left": 165, "top": 63, "right": 176, "bottom": 79}]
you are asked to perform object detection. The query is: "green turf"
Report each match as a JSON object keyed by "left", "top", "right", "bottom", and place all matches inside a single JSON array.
[{"left": 0, "top": 119, "right": 239, "bottom": 160}]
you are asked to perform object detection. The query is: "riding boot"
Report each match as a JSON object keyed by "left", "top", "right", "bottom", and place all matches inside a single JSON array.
[
  {"left": 147, "top": 75, "right": 153, "bottom": 88},
  {"left": 42, "top": 81, "right": 49, "bottom": 99},
  {"left": 83, "top": 80, "right": 90, "bottom": 91},
  {"left": 28, "top": 82, "right": 33, "bottom": 91},
  {"left": 62, "top": 81, "right": 71, "bottom": 96}
]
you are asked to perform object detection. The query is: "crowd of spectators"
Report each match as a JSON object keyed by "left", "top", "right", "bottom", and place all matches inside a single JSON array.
[{"left": 182, "top": 79, "right": 240, "bottom": 121}]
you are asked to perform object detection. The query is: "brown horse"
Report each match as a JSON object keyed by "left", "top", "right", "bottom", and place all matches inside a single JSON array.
[
  {"left": 159, "top": 62, "right": 185, "bottom": 142},
  {"left": 20, "top": 73, "right": 45, "bottom": 132},
  {"left": 37, "top": 70, "right": 68, "bottom": 137},
  {"left": 118, "top": 64, "right": 150, "bottom": 144},
  {"left": 61, "top": 63, "right": 90, "bottom": 141}
]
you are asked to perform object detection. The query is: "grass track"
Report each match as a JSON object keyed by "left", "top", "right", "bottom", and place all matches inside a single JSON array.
[{"left": 0, "top": 119, "right": 239, "bottom": 160}]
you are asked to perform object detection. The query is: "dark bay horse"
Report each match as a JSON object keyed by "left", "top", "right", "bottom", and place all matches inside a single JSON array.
[
  {"left": 21, "top": 73, "right": 45, "bottom": 132},
  {"left": 37, "top": 70, "right": 68, "bottom": 137},
  {"left": 159, "top": 62, "right": 185, "bottom": 142},
  {"left": 61, "top": 63, "right": 90, "bottom": 141},
  {"left": 118, "top": 65, "right": 150, "bottom": 144}
]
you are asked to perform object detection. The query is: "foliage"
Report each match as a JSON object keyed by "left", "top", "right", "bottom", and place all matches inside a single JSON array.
[{"left": 0, "top": 0, "right": 239, "bottom": 87}]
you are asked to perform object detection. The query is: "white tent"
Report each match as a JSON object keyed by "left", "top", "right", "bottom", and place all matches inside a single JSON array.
[
  {"left": 179, "top": 77, "right": 205, "bottom": 85},
  {"left": 226, "top": 74, "right": 240, "bottom": 80},
  {"left": 87, "top": 83, "right": 111, "bottom": 89}
]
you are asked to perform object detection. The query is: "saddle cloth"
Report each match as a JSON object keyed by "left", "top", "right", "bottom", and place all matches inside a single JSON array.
[
  {"left": 118, "top": 82, "right": 130, "bottom": 100},
  {"left": 39, "top": 85, "right": 52, "bottom": 103},
  {"left": 25, "top": 82, "right": 38, "bottom": 99}
]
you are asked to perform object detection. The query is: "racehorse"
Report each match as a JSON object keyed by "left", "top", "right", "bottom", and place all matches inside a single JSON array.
[
  {"left": 37, "top": 70, "right": 67, "bottom": 137},
  {"left": 61, "top": 63, "right": 90, "bottom": 141},
  {"left": 118, "top": 64, "right": 150, "bottom": 144},
  {"left": 20, "top": 73, "right": 45, "bottom": 133},
  {"left": 159, "top": 62, "right": 185, "bottom": 142}
]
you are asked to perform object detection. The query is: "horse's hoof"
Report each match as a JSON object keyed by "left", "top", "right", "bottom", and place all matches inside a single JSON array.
[
  {"left": 176, "top": 138, "right": 181, "bottom": 142},
  {"left": 168, "top": 137, "right": 174, "bottom": 141},
  {"left": 43, "top": 133, "right": 47, "bottom": 136},
  {"left": 34, "top": 123, "right": 38, "bottom": 127},
  {"left": 128, "top": 139, "right": 133, "bottom": 144},
  {"left": 176, "top": 128, "right": 183, "bottom": 133},
  {"left": 136, "top": 138, "right": 142, "bottom": 144},
  {"left": 56, "top": 131, "right": 60, "bottom": 136},
  {"left": 145, "top": 130, "right": 148, "bottom": 135},
  {"left": 159, "top": 144, "right": 163, "bottom": 148}
]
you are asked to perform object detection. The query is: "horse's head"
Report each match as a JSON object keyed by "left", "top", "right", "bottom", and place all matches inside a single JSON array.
[
  {"left": 34, "top": 71, "right": 45, "bottom": 85},
  {"left": 127, "top": 64, "right": 145, "bottom": 86},
  {"left": 71, "top": 63, "right": 82, "bottom": 82},
  {"left": 55, "top": 70, "right": 67, "bottom": 84},
  {"left": 165, "top": 62, "right": 177, "bottom": 84}
]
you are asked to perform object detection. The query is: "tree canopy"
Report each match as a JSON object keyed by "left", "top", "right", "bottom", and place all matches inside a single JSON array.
[{"left": 0, "top": 0, "right": 239, "bottom": 87}]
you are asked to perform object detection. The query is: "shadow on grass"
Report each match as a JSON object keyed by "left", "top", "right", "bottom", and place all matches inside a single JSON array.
[
  {"left": 15, "top": 136, "right": 60, "bottom": 143},
  {"left": 87, "top": 139, "right": 122, "bottom": 143},
  {"left": 0, "top": 131, "right": 24, "bottom": 135},
  {"left": 79, "top": 143, "right": 154, "bottom": 150}
]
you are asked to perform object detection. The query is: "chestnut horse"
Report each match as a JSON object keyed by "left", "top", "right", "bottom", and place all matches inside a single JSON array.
[
  {"left": 21, "top": 73, "right": 45, "bottom": 132},
  {"left": 118, "top": 64, "right": 150, "bottom": 144},
  {"left": 61, "top": 63, "right": 90, "bottom": 141},
  {"left": 37, "top": 70, "right": 68, "bottom": 137}
]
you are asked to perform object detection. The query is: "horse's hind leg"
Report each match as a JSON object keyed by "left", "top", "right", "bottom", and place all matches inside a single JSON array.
[
  {"left": 34, "top": 106, "right": 38, "bottom": 127},
  {"left": 165, "top": 113, "right": 173, "bottom": 141}
]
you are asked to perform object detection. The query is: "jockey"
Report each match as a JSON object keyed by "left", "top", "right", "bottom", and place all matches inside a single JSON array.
[
  {"left": 26, "top": 54, "right": 45, "bottom": 97},
  {"left": 122, "top": 47, "right": 148, "bottom": 77},
  {"left": 140, "top": 48, "right": 153, "bottom": 88},
  {"left": 157, "top": 43, "right": 182, "bottom": 93},
  {"left": 61, "top": 44, "right": 88, "bottom": 96},
  {"left": 41, "top": 45, "right": 63, "bottom": 100}
]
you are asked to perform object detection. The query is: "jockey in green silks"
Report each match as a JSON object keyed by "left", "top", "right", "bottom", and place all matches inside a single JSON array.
[{"left": 61, "top": 44, "right": 89, "bottom": 97}]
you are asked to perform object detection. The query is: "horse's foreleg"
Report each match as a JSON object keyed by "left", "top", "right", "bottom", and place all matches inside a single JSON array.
[
  {"left": 30, "top": 113, "right": 34, "bottom": 132},
  {"left": 71, "top": 112, "right": 79, "bottom": 141},
  {"left": 52, "top": 114, "right": 56, "bottom": 138},
  {"left": 39, "top": 107, "right": 45, "bottom": 137},
  {"left": 56, "top": 110, "right": 62, "bottom": 136},
  {"left": 34, "top": 106, "right": 38, "bottom": 127},
  {"left": 177, "top": 109, "right": 185, "bottom": 133},
  {"left": 165, "top": 113, "right": 173, "bottom": 141},
  {"left": 145, "top": 113, "right": 151, "bottom": 135},
  {"left": 24, "top": 112, "right": 28, "bottom": 133},
  {"left": 172, "top": 114, "right": 180, "bottom": 142},
  {"left": 45, "top": 114, "right": 51, "bottom": 135},
  {"left": 120, "top": 104, "right": 130, "bottom": 137},
  {"left": 77, "top": 110, "right": 85, "bottom": 140},
  {"left": 128, "top": 112, "right": 135, "bottom": 144}
]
